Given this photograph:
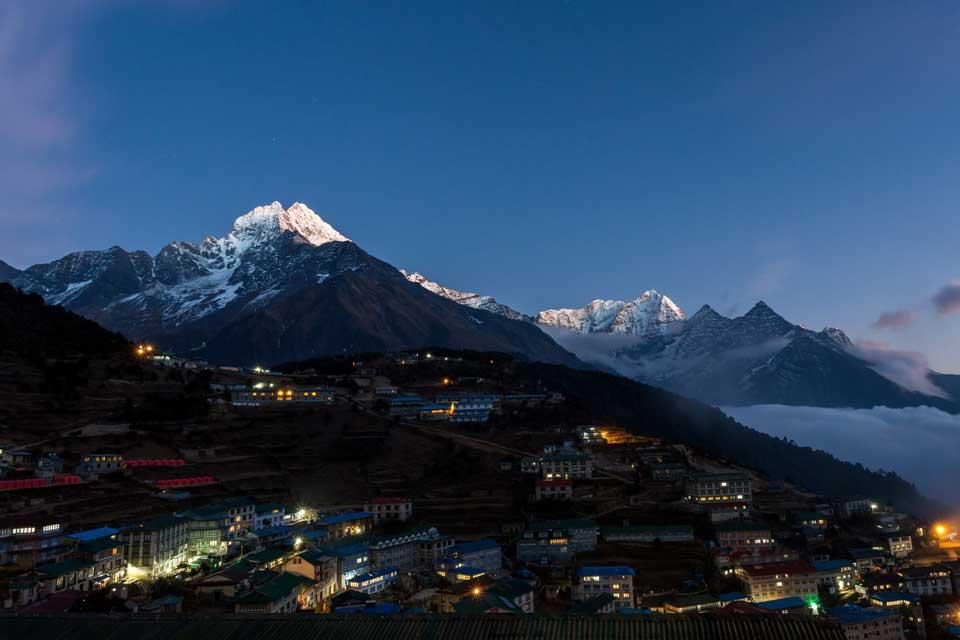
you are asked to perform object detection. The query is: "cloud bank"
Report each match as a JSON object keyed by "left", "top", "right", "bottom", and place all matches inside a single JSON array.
[{"left": 724, "top": 404, "right": 960, "bottom": 507}]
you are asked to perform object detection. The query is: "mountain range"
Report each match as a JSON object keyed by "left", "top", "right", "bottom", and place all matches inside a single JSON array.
[
  {"left": 0, "top": 203, "right": 576, "bottom": 367},
  {"left": 405, "top": 273, "right": 960, "bottom": 412}
]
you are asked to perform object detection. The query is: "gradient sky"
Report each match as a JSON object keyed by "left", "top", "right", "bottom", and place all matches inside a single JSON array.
[{"left": 2, "top": 1, "right": 959, "bottom": 371}]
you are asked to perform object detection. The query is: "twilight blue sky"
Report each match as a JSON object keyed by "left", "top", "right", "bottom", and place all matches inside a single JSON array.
[{"left": 2, "top": 1, "right": 960, "bottom": 371}]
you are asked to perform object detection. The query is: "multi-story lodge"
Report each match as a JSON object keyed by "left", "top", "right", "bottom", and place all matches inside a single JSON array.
[
  {"left": 686, "top": 472, "right": 752, "bottom": 506},
  {"left": 902, "top": 565, "right": 953, "bottom": 597},
  {"left": 368, "top": 527, "right": 442, "bottom": 572},
  {"left": 0, "top": 520, "right": 69, "bottom": 567},
  {"left": 230, "top": 386, "right": 334, "bottom": 407},
  {"left": 540, "top": 453, "right": 593, "bottom": 480},
  {"left": 363, "top": 497, "right": 413, "bottom": 524},
  {"left": 885, "top": 532, "right": 913, "bottom": 559},
  {"left": 315, "top": 512, "right": 373, "bottom": 541},
  {"left": 535, "top": 479, "right": 573, "bottom": 501},
  {"left": 118, "top": 516, "right": 189, "bottom": 579},
  {"left": 573, "top": 566, "right": 635, "bottom": 610},
  {"left": 602, "top": 525, "right": 694, "bottom": 543},
  {"left": 736, "top": 561, "right": 819, "bottom": 603},
  {"left": 444, "top": 540, "right": 502, "bottom": 576},
  {"left": 716, "top": 520, "right": 775, "bottom": 551},
  {"left": 829, "top": 605, "right": 905, "bottom": 640},
  {"left": 517, "top": 519, "right": 599, "bottom": 565}
]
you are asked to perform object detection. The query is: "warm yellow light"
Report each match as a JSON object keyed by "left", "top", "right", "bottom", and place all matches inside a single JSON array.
[
  {"left": 935, "top": 524, "right": 947, "bottom": 537},
  {"left": 145, "top": 344, "right": 153, "bottom": 352},
  {"left": 472, "top": 587, "right": 481, "bottom": 596}
]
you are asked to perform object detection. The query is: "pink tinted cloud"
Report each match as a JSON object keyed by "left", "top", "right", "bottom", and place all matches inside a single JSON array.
[
  {"left": 932, "top": 282, "right": 960, "bottom": 316},
  {"left": 871, "top": 309, "right": 917, "bottom": 331}
]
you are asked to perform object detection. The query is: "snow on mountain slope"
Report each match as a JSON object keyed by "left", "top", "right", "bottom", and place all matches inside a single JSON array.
[
  {"left": 401, "top": 270, "right": 531, "bottom": 321},
  {"left": 536, "top": 291, "right": 685, "bottom": 336}
]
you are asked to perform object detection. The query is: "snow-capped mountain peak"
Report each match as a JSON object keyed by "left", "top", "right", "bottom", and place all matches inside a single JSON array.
[
  {"left": 536, "top": 291, "right": 685, "bottom": 336},
  {"left": 230, "top": 201, "right": 349, "bottom": 247}
]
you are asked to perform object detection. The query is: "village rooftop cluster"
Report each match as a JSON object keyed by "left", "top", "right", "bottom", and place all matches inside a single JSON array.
[{"left": 1, "top": 349, "right": 959, "bottom": 640}]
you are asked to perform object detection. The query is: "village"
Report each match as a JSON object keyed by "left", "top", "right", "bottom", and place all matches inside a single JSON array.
[{"left": 1, "top": 348, "right": 960, "bottom": 640}]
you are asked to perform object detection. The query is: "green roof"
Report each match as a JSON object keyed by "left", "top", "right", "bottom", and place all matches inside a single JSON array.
[
  {"left": 36, "top": 558, "right": 94, "bottom": 578},
  {"left": 235, "top": 572, "right": 314, "bottom": 604},
  {"left": 246, "top": 547, "right": 286, "bottom": 564},
  {"left": 77, "top": 537, "right": 120, "bottom": 554},
  {"left": 569, "top": 592, "right": 615, "bottom": 615},
  {"left": 716, "top": 519, "right": 770, "bottom": 533}
]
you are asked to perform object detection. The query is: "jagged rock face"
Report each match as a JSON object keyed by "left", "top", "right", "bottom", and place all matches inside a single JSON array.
[
  {"left": 536, "top": 291, "right": 685, "bottom": 337},
  {"left": 3, "top": 202, "right": 578, "bottom": 367},
  {"left": 609, "top": 302, "right": 957, "bottom": 411}
]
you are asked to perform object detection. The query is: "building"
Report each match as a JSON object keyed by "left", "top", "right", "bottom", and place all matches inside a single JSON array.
[
  {"left": 418, "top": 533, "right": 454, "bottom": 569},
  {"left": 233, "top": 572, "right": 317, "bottom": 614},
  {"left": 445, "top": 539, "right": 502, "bottom": 576},
  {"left": 364, "top": 496, "right": 413, "bottom": 524},
  {"left": 369, "top": 527, "right": 441, "bottom": 571},
  {"left": 448, "top": 398, "right": 494, "bottom": 423},
  {"left": 791, "top": 511, "right": 829, "bottom": 529},
  {"left": 388, "top": 396, "right": 426, "bottom": 417},
  {"left": 885, "top": 533, "right": 913, "bottom": 559},
  {"left": 118, "top": 515, "right": 189, "bottom": 579},
  {"left": 34, "top": 558, "right": 97, "bottom": 595},
  {"left": 284, "top": 550, "right": 339, "bottom": 605},
  {"left": 315, "top": 512, "right": 373, "bottom": 540},
  {"left": 686, "top": 472, "right": 752, "bottom": 506},
  {"left": 76, "top": 453, "right": 124, "bottom": 476},
  {"left": 736, "top": 561, "right": 819, "bottom": 603},
  {"left": 716, "top": 519, "right": 774, "bottom": 551},
  {"left": 230, "top": 386, "right": 334, "bottom": 407},
  {"left": 254, "top": 504, "right": 286, "bottom": 530},
  {"left": 829, "top": 605, "right": 905, "bottom": 640},
  {"left": 601, "top": 525, "right": 694, "bottom": 543},
  {"left": 418, "top": 404, "right": 453, "bottom": 422},
  {"left": 663, "top": 593, "right": 722, "bottom": 614},
  {"left": 650, "top": 462, "right": 687, "bottom": 481},
  {"left": 837, "top": 498, "right": 880, "bottom": 519},
  {"left": 849, "top": 548, "right": 888, "bottom": 577},
  {"left": 193, "top": 559, "right": 261, "bottom": 599},
  {"left": 347, "top": 566, "right": 398, "bottom": 595},
  {"left": 868, "top": 592, "right": 924, "bottom": 634},
  {"left": 902, "top": 565, "right": 953, "bottom": 597},
  {"left": 573, "top": 566, "right": 635, "bottom": 610},
  {"left": 74, "top": 536, "right": 125, "bottom": 590},
  {"left": 179, "top": 505, "right": 229, "bottom": 559},
  {"left": 452, "top": 577, "right": 535, "bottom": 614},
  {"left": 540, "top": 453, "right": 593, "bottom": 480},
  {"left": 0, "top": 520, "right": 68, "bottom": 567},
  {"left": 517, "top": 519, "right": 599, "bottom": 565},
  {"left": 321, "top": 542, "right": 370, "bottom": 588},
  {"left": 535, "top": 479, "right": 573, "bottom": 501},
  {"left": 812, "top": 559, "right": 857, "bottom": 594}
]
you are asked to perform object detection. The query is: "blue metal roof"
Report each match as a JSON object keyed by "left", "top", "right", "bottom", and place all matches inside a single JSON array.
[
  {"left": 319, "top": 511, "right": 372, "bottom": 525},
  {"left": 576, "top": 566, "right": 635, "bottom": 577},
  {"left": 718, "top": 592, "right": 748, "bottom": 602},
  {"left": 66, "top": 527, "right": 118, "bottom": 542},
  {"left": 829, "top": 605, "right": 896, "bottom": 625},
  {"left": 756, "top": 597, "right": 807, "bottom": 610},
  {"left": 349, "top": 566, "right": 398, "bottom": 583},
  {"left": 870, "top": 591, "right": 918, "bottom": 604},
  {"left": 813, "top": 559, "right": 854, "bottom": 571},
  {"left": 450, "top": 539, "right": 500, "bottom": 554}
]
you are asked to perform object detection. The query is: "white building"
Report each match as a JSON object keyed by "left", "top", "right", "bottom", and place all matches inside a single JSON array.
[
  {"left": 364, "top": 497, "right": 413, "bottom": 524},
  {"left": 573, "top": 566, "right": 635, "bottom": 610},
  {"left": 686, "top": 472, "right": 752, "bottom": 506}
]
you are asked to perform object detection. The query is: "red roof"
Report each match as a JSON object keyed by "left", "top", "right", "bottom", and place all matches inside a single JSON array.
[
  {"left": 155, "top": 476, "right": 217, "bottom": 489},
  {"left": 741, "top": 561, "right": 815, "bottom": 578},
  {"left": 126, "top": 459, "right": 186, "bottom": 468},
  {"left": 370, "top": 496, "right": 409, "bottom": 504}
]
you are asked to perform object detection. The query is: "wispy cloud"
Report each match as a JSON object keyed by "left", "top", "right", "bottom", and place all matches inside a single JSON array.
[
  {"left": 932, "top": 282, "right": 960, "bottom": 315},
  {"left": 0, "top": 1, "right": 99, "bottom": 266},
  {"left": 871, "top": 309, "right": 917, "bottom": 331},
  {"left": 724, "top": 404, "right": 960, "bottom": 507},
  {"left": 850, "top": 340, "right": 947, "bottom": 398}
]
